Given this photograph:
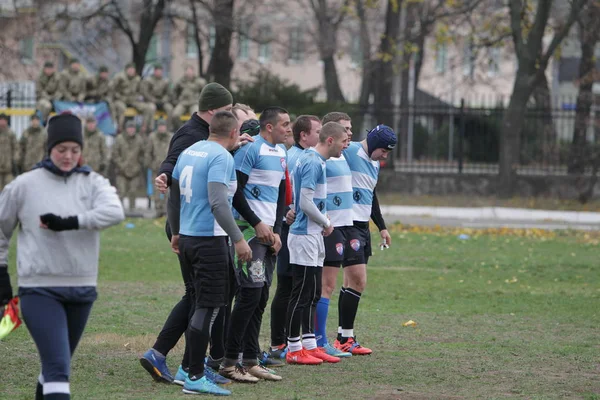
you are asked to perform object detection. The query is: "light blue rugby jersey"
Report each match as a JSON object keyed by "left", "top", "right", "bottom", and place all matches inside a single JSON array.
[
  {"left": 343, "top": 141, "right": 380, "bottom": 222},
  {"left": 325, "top": 154, "right": 353, "bottom": 227},
  {"left": 290, "top": 148, "right": 327, "bottom": 235},
  {"left": 234, "top": 135, "right": 287, "bottom": 227},
  {"left": 172, "top": 141, "right": 237, "bottom": 237}
]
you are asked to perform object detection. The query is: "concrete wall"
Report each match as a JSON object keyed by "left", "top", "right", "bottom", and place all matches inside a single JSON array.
[{"left": 377, "top": 170, "right": 600, "bottom": 199}]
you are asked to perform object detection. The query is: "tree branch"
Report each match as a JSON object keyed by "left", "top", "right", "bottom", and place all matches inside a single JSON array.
[
  {"left": 525, "top": 0, "right": 552, "bottom": 58},
  {"left": 509, "top": 0, "right": 526, "bottom": 58}
]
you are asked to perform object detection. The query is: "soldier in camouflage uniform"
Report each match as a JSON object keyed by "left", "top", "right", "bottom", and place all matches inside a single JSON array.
[
  {"left": 0, "top": 114, "right": 19, "bottom": 191},
  {"left": 141, "top": 64, "right": 173, "bottom": 130},
  {"left": 171, "top": 65, "right": 206, "bottom": 130},
  {"left": 85, "top": 65, "right": 115, "bottom": 118},
  {"left": 58, "top": 58, "right": 87, "bottom": 103},
  {"left": 36, "top": 61, "right": 61, "bottom": 123},
  {"left": 145, "top": 119, "right": 172, "bottom": 216},
  {"left": 82, "top": 116, "right": 108, "bottom": 175},
  {"left": 110, "top": 63, "right": 156, "bottom": 134},
  {"left": 19, "top": 114, "right": 47, "bottom": 172},
  {"left": 112, "top": 121, "right": 145, "bottom": 209}
]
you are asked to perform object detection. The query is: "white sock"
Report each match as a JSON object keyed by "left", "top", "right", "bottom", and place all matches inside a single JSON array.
[
  {"left": 341, "top": 329, "right": 354, "bottom": 338},
  {"left": 337, "top": 326, "right": 342, "bottom": 334},
  {"left": 302, "top": 334, "right": 317, "bottom": 350},
  {"left": 287, "top": 337, "right": 302, "bottom": 353}
]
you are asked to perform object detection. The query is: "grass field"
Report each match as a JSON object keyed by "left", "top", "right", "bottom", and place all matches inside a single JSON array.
[{"left": 2, "top": 219, "right": 599, "bottom": 400}]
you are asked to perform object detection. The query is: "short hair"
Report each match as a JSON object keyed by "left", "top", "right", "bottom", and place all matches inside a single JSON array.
[
  {"left": 209, "top": 111, "right": 238, "bottom": 137},
  {"left": 292, "top": 115, "right": 320, "bottom": 144},
  {"left": 232, "top": 103, "right": 254, "bottom": 117},
  {"left": 322, "top": 111, "right": 351, "bottom": 125},
  {"left": 259, "top": 107, "right": 289, "bottom": 130},
  {"left": 319, "top": 121, "right": 347, "bottom": 143}
]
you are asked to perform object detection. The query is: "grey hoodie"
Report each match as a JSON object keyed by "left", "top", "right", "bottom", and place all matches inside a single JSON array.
[{"left": 0, "top": 168, "right": 125, "bottom": 287}]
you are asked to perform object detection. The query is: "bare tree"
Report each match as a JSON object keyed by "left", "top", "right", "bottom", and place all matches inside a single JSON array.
[
  {"left": 206, "top": 0, "right": 235, "bottom": 86},
  {"left": 188, "top": 0, "right": 206, "bottom": 77},
  {"left": 74, "top": 0, "right": 167, "bottom": 75},
  {"left": 306, "top": 0, "right": 349, "bottom": 103},
  {"left": 498, "top": 0, "right": 588, "bottom": 197}
]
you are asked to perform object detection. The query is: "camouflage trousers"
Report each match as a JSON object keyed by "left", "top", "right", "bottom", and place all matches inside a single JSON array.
[
  {"left": 172, "top": 103, "right": 198, "bottom": 130},
  {"left": 114, "top": 101, "right": 156, "bottom": 133},
  {"left": 116, "top": 175, "right": 142, "bottom": 210}
]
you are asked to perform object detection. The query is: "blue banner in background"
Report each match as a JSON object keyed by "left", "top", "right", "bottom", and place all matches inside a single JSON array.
[{"left": 52, "top": 100, "right": 116, "bottom": 135}]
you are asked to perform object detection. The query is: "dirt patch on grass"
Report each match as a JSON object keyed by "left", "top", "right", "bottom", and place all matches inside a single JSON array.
[{"left": 81, "top": 332, "right": 185, "bottom": 354}]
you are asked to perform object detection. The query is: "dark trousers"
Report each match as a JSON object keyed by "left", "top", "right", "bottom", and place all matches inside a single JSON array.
[
  {"left": 225, "top": 285, "right": 270, "bottom": 361},
  {"left": 270, "top": 274, "right": 293, "bottom": 346},
  {"left": 286, "top": 265, "right": 322, "bottom": 341},
  {"left": 19, "top": 287, "right": 96, "bottom": 400},
  {"left": 152, "top": 222, "right": 195, "bottom": 366}
]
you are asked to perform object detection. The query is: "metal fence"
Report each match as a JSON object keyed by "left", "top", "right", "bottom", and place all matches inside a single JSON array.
[{"left": 388, "top": 95, "right": 600, "bottom": 176}]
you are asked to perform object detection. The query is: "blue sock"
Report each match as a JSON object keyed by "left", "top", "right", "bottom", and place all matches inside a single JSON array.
[{"left": 315, "top": 297, "right": 330, "bottom": 347}]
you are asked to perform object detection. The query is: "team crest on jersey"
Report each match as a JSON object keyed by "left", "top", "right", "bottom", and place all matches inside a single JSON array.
[
  {"left": 249, "top": 260, "right": 265, "bottom": 283},
  {"left": 350, "top": 239, "right": 361, "bottom": 251},
  {"left": 333, "top": 196, "right": 342, "bottom": 207},
  {"left": 353, "top": 191, "right": 362, "bottom": 201},
  {"left": 336, "top": 243, "right": 344, "bottom": 255},
  {"left": 280, "top": 158, "right": 287, "bottom": 170},
  {"left": 251, "top": 187, "right": 261, "bottom": 198},
  {"left": 317, "top": 201, "right": 325, "bottom": 211}
]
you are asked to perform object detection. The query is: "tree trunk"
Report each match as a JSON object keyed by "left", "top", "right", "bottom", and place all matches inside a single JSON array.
[
  {"left": 568, "top": 7, "right": 600, "bottom": 174},
  {"left": 498, "top": 75, "right": 533, "bottom": 197},
  {"left": 206, "top": 0, "right": 235, "bottom": 87},
  {"left": 532, "top": 71, "right": 556, "bottom": 165},
  {"left": 356, "top": 0, "right": 373, "bottom": 135},
  {"left": 373, "top": 0, "right": 402, "bottom": 125},
  {"left": 189, "top": 0, "right": 204, "bottom": 77},
  {"left": 317, "top": 15, "right": 345, "bottom": 103},
  {"left": 132, "top": 0, "right": 166, "bottom": 75}
]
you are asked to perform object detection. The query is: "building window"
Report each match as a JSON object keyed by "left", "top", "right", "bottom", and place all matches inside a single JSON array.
[
  {"left": 258, "top": 25, "right": 271, "bottom": 63},
  {"left": 145, "top": 34, "right": 159, "bottom": 63},
  {"left": 435, "top": 43, "right": 447, "bottom": 73},
  {"left": 209, "top": 25, "right": 216, "bottom": 53},
  {"left": 20, "top": 36, "right": 34, "bottom": 62},
  {"left": 186, "top": 22, "right": 198, "bottom": 58},
  {"left": 238, "top": 29, "right": 249, "bottom": 60},
  {"left": 488, "top": 47, "right": 500, "bottom": 77},
  {"left": 289, "top": 26, "right": 303, "bottom": 62},
  {"left": 462, "top": 40, "right": 475, "bottom": 78},
  {"left": 351, "top": 35, "right": 362, "bottom": 66}
]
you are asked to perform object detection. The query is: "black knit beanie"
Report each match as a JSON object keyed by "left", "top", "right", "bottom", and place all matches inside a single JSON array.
[{"left": 47, "top": 113, "right": 84, "bottom": 153}]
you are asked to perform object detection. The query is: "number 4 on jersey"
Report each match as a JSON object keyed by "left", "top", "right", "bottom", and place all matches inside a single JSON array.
[{"left": 179, "top": 165, "right": 193, "bottom": 203}]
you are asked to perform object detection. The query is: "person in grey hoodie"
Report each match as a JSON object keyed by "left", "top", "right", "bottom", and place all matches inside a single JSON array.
[{"left": 0, "top": 112, "right": 125, "bottom": 400}]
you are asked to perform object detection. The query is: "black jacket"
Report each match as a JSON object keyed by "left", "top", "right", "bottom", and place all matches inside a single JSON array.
[{"left": 159, "top": 113, "right": 210, "bottom": 186}]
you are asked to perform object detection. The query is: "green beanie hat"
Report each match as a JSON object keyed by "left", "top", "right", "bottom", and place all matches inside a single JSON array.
[{"left": 198, "top": 83, "right": 233, "bottom": 112}]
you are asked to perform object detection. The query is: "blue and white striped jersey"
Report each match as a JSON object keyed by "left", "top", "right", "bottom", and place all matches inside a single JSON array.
[
  {"left": 325, "top": 154, "right": 353, "bottom": 227},
  {"left": 234, "top": 135, "right": 287, "bottom": 227},
  {"left": 290, "top": 148, "right": 327, "bottom": 235},
  {"left": 343, "top": 141, "right": 380, "bottom": 222},
  {"left": 173, "top": 141, "right": 237, "bottom": 237}
]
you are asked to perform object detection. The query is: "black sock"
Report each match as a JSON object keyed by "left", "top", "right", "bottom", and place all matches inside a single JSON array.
[
  {"left": 35, "top": 382, "right": 43, "bottom": 400},
  {"left": 188, "top": 307, "right": 218, "bottom": 377},
  {"left": 340, "top": 288, "right": 361, "bottom": 344},
  {"left": 337, "top": 287, "right": 346, "bottom": 341}
]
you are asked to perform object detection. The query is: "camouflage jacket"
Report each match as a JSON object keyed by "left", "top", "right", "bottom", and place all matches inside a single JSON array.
[
  {"left": 83, "top": 128, "right": 108, "bottom": 173},
  {"left": 19, "top": 126, "right": 47, "bottom": 171},
  {"left": 59, "top": 70, "right": 88, "bottom": 102},
  {"left": 146, "top": 130, "right": 172, "bottom": 172},
  {"left": 112, "top": 133, "right": 145, "bottom": 178},
  {"left": 172, "top": 76, "right": 206, "bottom": 106},
  {"left": 110, "top": 72, "right": 142, "bottom": 105},
  {"left": 86, "top": 76, "right": 111, "bottom": 101},
  {"left": 36, "top": 72, "right": 60, "bottom": 100},
  {"left": 141, "top": 76, "right": 171, "bottom": 104},
  {"left": 0, "top": 127, "right": 19, "bottom": 174}
]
